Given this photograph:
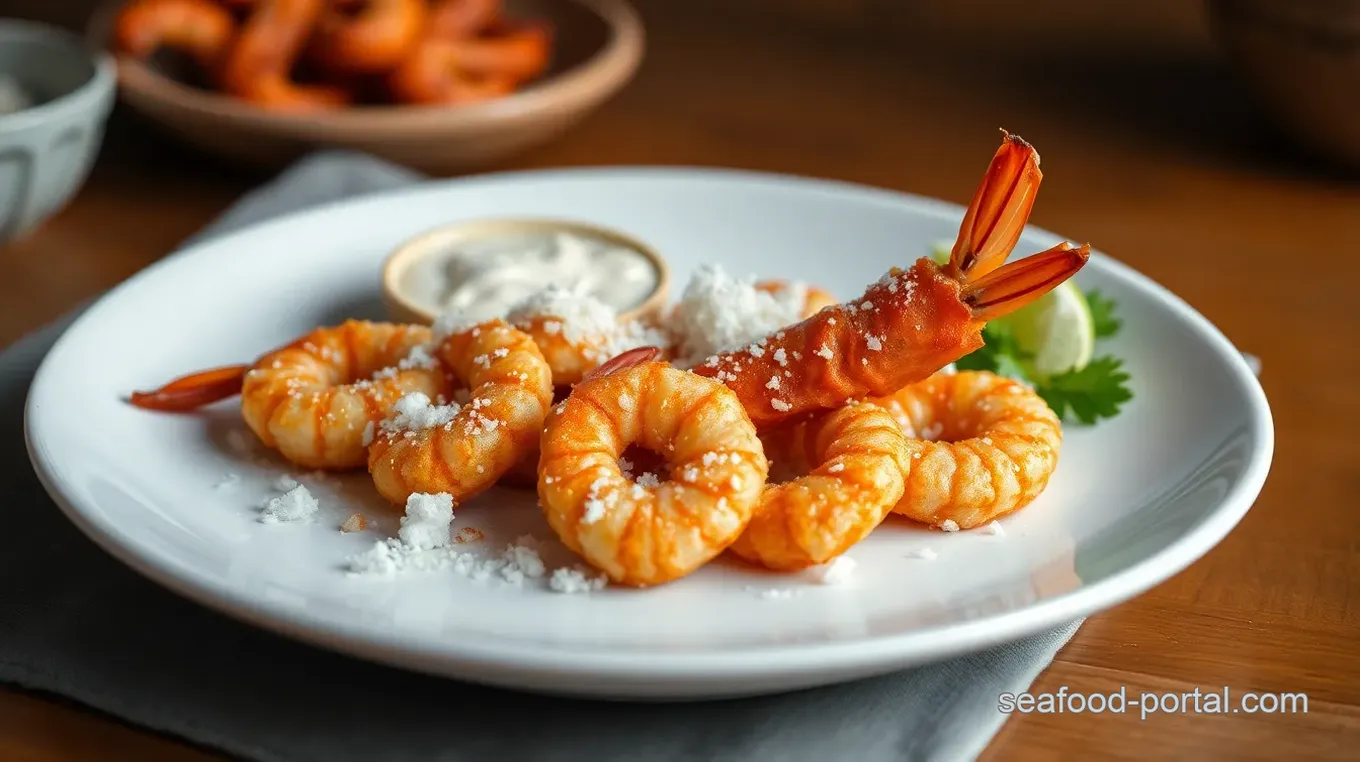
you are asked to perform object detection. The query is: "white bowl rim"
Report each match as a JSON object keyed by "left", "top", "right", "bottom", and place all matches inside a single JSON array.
[{"left": 0, "top": 18, "right": 116, "bottom": 132}]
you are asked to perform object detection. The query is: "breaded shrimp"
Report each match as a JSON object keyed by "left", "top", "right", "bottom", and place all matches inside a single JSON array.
[
  {"left": 113, "top": 0, "right": 237, "bottom": 71},
  {"left": 869, "top": 370, "right": 1062, "bottom": 529},
  {"left": 367, "top": 319, "right": 554, "bottom": 507},
  {"left": 128, "top": 321, "right": 448, "bottom": 470},
  {"left": 310, "top": 0, "right": 428, "bottom": 74},
  {"left": 693, "top": 131, "right": 1090, "bottom": 429},
  {"left": 218, "top": 0, "right": 352, "bottom": 111},
  {"left": 729, "top": 401, "right": 909, "bottom": 570},
  {"left": 537, "top": 348, "right": 769, "bottom": 587},
  {"left": 506, "top": 285, "right": 668, "bottom": 387}
]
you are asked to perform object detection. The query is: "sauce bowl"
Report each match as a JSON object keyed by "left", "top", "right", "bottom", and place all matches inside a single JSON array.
[
  {"left": 0, "top": 19, "right": 115, "bottom": 245},
  {"left": 381, "top": 217, "right": 670, "bottom": 326}
]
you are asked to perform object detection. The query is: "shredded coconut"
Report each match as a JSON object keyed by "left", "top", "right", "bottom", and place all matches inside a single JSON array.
[
  {"left": 509, "top": 285, "right": 617, "bottom": 340},
  {"left": 398, "top": 492, "right": 455, "bottom": 549},
  {"left": 982, "top": 520, "right": 1006, "bottom": 537},
  {"left": 432, "top": 306, "right": 480, "bottom": 341},
  {"left": 940, "top": 519, "right": 960, "bottom": 532},
  {"left": 812, "top": 556, "right": 857, "bottom": 585},
  {"left": 379, "top": 392, "right": 461, "bottom": 435},
  {"left": 348, "top": 533, "right": 549, "bottom": 584},
  {"left": 507, "top": 285, "right": 667, "bottom": 362},
  {"left": 668, "top": 264, "right": 806, "bottom": 367},
  {"left": 549, "top": 566, "right": 608, "bottom": 594},
  {"left": 748, "top": 587, "right": 802, "bottom": 600},
  {"left": 906, "top": 547, "right": 939, "bottom": 561},
  {"left": 771, "top": 399, "right": 792, "bottom": 412},
  {"left": 260, "top": 485, "right": 319, "bottom": 524},
  {"left": 399, "top": 343, "right": 439, "bottom": 369}
]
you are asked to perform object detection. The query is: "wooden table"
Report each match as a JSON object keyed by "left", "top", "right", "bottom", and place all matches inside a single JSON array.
[{"left": 3, "top": 0, "right": 1357, "bottom": 759}]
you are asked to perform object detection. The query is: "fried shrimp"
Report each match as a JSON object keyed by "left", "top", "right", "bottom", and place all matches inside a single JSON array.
[
  {"left": 367, "top": 319, "right": 554, "bottom": 507},
  {"left": 506, "top": 286, "right": 669, "bottom": 387},
  {"left": 387, "top": 20, "right": 551, "bottom": 105},
  {"left": 311, "top": 0, "right": 428, "bottom": 74},
  {"left": 218, "top": 0, "right": 352, "bottom": 110},
  {"left": 427, "top": 0, "right": 501, "bottom": 38},
  {"left": 537, "top": 348, "right": 769, "bottom": 587},
  {"left": 113, "top": 0, "right": 237, "bottom": 71},
  {"left": 729, "top": 402, "right": 908, "bottom": 571},
  {"left": 755, "top": 280, "right": 838, "bottom": 319},
  {"left": 869, "top": 370, "right": 1062, "bottom": 529},
  {"left": 692, "top": 131, "right": 1090, "bottom": 429},
  {"left": 128, "top": 321, "right": 448, "bottom": 470}
]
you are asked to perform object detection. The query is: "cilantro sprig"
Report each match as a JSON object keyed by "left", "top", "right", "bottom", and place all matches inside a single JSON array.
[
  {"left": 1086, "top": 289, "right": 1122, "bottom": 339},
  {"left": 957, "top": 289, "right": 1133, "bottom": 425}
]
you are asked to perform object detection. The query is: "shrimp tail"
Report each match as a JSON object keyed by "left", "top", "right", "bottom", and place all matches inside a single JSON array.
[
  {"left": 947, "top": 129, "right": 1043, "bottom": 284},
  {"left": 962, "top": 242, "right": 1091, "bottom": 321},
  {"left": 691, "top": 130, "right": 1090, "bottom": 429},
  {"left": 582, "top": 346, "right": 664, "bottom": 381},
  {"left": 128, "top": 364, "right": 249, "bottom": 412}
]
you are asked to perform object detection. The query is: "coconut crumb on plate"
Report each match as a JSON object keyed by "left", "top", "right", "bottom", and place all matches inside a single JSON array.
[
  {"left": 811, "top": 556, "right": 857, "bottom": 585},
  {"left": 746, "top": 586, "right": 803, "bottom": 600},
  {"left": 549, "top": 566, "right": 608, "bottom": 594},
  {"left": 260, "top": 484, "right": 319, "bottom": 524}
]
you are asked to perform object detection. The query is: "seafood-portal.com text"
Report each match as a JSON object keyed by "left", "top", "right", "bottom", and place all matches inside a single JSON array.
[{"left": 998, "top": 687, "right": 1308, "bottom": 721}]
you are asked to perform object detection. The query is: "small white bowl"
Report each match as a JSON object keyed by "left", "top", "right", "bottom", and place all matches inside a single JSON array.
[
  {"left": 381, "top": 217, "right": 670, "bottom": 325},
  {"left": 0, "top": 19, "right": 115, "bottom": 244}
]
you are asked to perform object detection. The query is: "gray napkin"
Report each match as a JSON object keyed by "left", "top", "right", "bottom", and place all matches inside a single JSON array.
[{"left": 0, "top": 151, "right": 1248, "bottom": 762}]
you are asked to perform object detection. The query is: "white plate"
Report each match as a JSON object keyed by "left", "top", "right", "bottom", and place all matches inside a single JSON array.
[{"left": 25, "top": 167, "right": 1273, "bottom": 700}]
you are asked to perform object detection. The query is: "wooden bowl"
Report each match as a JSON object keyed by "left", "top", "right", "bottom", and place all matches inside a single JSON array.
[
  {"left": 85, "top": 0, "right": 644, "bottom": 175},
  {"left": 1207, "top": 0, "right": 1360, "bottom": 169},
  {"left": 381, "top": 217, "right": 671, "bottom": 326}
]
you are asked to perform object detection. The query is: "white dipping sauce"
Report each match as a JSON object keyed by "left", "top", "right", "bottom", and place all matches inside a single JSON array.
[
  {"left": 0, "top": 75, "right": 33, "bottom": 115},
  {"left": 401, "top": 230, "right": 660, "bottom": 324}
]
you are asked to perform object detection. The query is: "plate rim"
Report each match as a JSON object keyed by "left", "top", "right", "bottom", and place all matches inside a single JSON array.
[{"left": 22, "top": 166, "right": 1275, "bottom": 690}]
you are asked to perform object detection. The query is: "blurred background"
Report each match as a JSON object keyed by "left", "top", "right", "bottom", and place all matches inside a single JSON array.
[{"left": 0, "top": 0, "right": 1356, "bottom": 343}]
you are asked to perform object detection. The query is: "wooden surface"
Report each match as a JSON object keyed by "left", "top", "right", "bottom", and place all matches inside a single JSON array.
[{"left": 3, "top": 0, "right": 1358, "bottom": 759}]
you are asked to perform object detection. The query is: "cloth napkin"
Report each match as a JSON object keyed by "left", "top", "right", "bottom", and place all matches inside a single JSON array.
[{"left": 0, "top": 151, "right": 1258, "bottom": 762}]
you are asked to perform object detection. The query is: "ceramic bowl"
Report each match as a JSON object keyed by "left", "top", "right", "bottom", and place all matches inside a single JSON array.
[
  {"left": 381, "top": 217, "right": 670, "bottom": 325},
  {"left": 1207, "top": 0, "right": 1360, "bottom": 169},
  {"left": 0, "top": 19, "right": 115, "bottom": 245},
  {"left": 85, "top": 0, "right": 644, "bottom": 175}
]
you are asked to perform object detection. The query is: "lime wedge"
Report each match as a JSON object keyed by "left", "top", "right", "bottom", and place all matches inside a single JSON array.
[
  {"left": 997, "top": 280, "right": 1094, "bottom": 379},
  {"left": 925, "top": 242, "right": 1093, "bottom": 379},
  {"left": 928, "top": 241, "right": 952, "bottom": 265}
]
